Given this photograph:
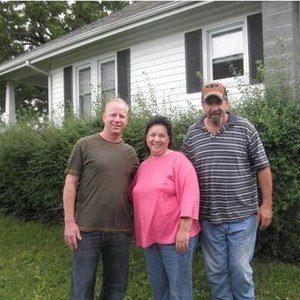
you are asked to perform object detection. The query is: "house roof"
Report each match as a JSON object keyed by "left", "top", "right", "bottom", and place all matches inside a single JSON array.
[{"left": 0, "top": 1, "right": 209, "bottom": 77}]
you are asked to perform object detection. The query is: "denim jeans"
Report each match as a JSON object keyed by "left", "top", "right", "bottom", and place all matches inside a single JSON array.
[
  {"left": 200, "top": 215, "right": 258, "bottom": 300},
  {"left": 143, "top": 235, "right": 198, "bottom": 300},
  {"left": 70, "top": 231, "right": 129, "bottom": 300}
]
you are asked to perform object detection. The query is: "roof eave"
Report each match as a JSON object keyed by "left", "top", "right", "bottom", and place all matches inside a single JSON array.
[{"left": 0, "top": 1, "right": 211, "bottom": 76}]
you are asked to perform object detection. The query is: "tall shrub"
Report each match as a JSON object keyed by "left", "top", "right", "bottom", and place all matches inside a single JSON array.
[
  {"left": 0, "top": 123, "right": 42, "bottom": 218},
  {"left": 233, "top": 77, "right": 300, "bottom": 262},
  {"left": 0, "top": 117, "right": 101, "bottom": 223}
]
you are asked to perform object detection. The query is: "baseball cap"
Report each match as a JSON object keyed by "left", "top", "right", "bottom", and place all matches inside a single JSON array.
[{"left": 201, "top": 82, "right": 228, "bottom": 103}]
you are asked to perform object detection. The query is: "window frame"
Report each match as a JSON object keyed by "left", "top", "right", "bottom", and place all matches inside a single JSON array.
[
  {"left": 96, "top": 55, "right": 117, "bottom": 103},
  {"left": 203, "top": 17, "right": 249, "bottom": 85},
  {"left": 73, "top": 61, "right": 92, "bottom": 117},
  {"left": 72, "top": 54, "right": 118, "bottom": 117}
]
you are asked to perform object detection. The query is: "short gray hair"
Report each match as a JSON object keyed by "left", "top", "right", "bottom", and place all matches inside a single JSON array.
[{"left": 104, "top": 98, "right": 129, "bottom": 113}]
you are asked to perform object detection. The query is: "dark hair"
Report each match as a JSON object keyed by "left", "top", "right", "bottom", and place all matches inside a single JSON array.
[{"left": 143, "top": 116, "right": 173, "bottom": 154}]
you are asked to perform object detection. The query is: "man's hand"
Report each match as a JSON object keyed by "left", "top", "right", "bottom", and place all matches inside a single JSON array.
[
  {"left": 257, "top": 204, "right": 272, "bottom": 230},
  {"left": 257, "top": 167, "right": 273, "bottom": 230},
  {"left": 64, "top": 220, "right": 82, "bottom": 251}
]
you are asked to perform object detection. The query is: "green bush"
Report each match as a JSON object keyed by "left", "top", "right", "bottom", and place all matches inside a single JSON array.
[
  {"left": 0, "top": 117, "right": 100, "bottom": 223},
  {"left": 0, "top": 81, "right": 299, "bottom": 262},
  {"left": 233, "top": 79, "right": 300, "bottom": 262}
]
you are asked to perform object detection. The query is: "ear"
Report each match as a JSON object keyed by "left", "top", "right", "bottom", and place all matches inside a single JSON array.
[{"left": 225, "top": 101, "right": 230, "bottom": 110}]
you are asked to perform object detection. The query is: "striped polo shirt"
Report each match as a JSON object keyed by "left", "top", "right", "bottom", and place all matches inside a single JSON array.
[{"left": 182, "top": 113, "right": 269, "bottom": 224}]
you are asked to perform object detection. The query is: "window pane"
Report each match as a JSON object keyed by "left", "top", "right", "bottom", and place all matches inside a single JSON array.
[
  {"left": 79, "top": 67, "right": 91, "bottom": 117},
  {"left": 79, "top": 94, "right": 92, "bottom": 118},
  {"left": 212, "top": 29, "right": 243, "bottom": 58},
  {"left": 101, "top": 89, "right": 115, "bottom": 101},
  {"left": 79, "top": 67, "right": 91, "bottom": 95},
  {"left": 211, "top": 28, "right": 244, "bottom": 79},
  {"left": 101, "top": 61, "right": 115, "bottom": 94},
  {"left": 213, "top": 58, "right": 244, "bottom": 80}
]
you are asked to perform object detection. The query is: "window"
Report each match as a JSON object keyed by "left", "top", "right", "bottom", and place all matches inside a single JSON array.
[
  {"left": 98, "top": 59, "right": 116, "bottom": 101},
  {"left": 185, "top": 15, "right": 263, "bottom": 93},
  {"left": 204, "top": 20, "right": 249, "bottom": 83},
  {"left": 211, "top": 28, "right": 244, "bottom": 80},
  {"left": 71, "top": 51, "right": 130, "bottom": 118},
  {"left": 78, "top": 66, "right": 91, "bottom": 117},
  {"left": 74, "top": 58, "right": 116, "bottom": 117}
]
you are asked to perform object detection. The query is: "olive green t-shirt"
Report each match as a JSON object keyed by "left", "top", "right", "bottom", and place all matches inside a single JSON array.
[{"left": 65, "top": 133, "right": 139, "bottom": 232}]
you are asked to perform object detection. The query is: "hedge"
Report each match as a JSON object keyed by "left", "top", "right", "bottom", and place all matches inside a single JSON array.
[{"left": 0, "top": 80, "right": 299, "bottom": 262}]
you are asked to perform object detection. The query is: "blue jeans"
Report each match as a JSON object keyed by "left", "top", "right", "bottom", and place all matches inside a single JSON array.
[
  {"left": 70, "top": 231, "right": 129, "bottom": 300},
  {"left": 200, "top": 215, "right": 258, "bottom": 300},
  {"left": 143, "top": 235, "right": 198, "bottom": 300}
]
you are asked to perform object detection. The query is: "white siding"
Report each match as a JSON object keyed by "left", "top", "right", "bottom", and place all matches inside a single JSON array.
[
  {"left": 130, "top": 26, "right": 253, "bottom": 113},
  {"left": 131, "top": 33, "right": 201, "bottom": 112},
  {"left": 49, "top": 68, "right": 64, "bottom": 123},
  {"left": 48, "top": 1, "right": 262, "bottom": 117}
]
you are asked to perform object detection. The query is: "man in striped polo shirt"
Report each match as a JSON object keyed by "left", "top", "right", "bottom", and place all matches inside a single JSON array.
[{"left": 182, "top": 82, "right": 273, "bottom": 300}]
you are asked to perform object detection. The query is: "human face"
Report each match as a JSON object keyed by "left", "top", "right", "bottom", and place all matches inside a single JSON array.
[
  {"left": 102, "top": 101, "right": 128, "bottom": 137},
  {"left": 146, "top": 124, "right": 170, "bottom": 157},
  {"left": 202, "top": 97, "right": 229, "bottom": 127}
]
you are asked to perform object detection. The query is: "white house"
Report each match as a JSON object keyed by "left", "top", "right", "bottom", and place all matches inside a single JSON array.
[{"left": 0, "top": 1, "right": 299, "bottom": 123}]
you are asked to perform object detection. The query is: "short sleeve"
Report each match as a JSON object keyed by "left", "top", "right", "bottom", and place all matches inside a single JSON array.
[
  {"left": 248, "top": 127, "right": 269, "bottom": 171},
  {"left": 65, "top": 140, "right": 84, "bottom": 177},
  {"left": 132, "top": 148, "right": 140, "bottom": 176},
  {"left": 181, "top": 125, "right": 196, "bottom": 164},
  {"left": 181, "top": 132, "right": 191, "bottom": 159},
  {"left": 126, "top": 145, "right": 140, "bottom": 180}
]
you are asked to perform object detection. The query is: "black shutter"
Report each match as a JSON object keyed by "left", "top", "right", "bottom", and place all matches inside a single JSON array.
[
  {"left": 117, "top": 49, "right": 130, "bottom": 104},
  {"left": 185, "top": 29, "right": 203, "bottom": 93},
  {"left": 63, "top": 66, "right": 73, "bottom": 117},
  {"left": 247, "top": 13, "right": 263, "bottom": 83}
]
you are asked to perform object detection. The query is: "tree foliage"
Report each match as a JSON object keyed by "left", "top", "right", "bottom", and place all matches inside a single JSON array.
[{"left": 0, "top": 0, "right": 129, "bottom": 113}]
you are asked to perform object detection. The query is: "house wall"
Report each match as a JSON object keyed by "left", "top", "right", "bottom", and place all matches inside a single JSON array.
[
  {"left": 262, "top": 1, "right": 300, "bottom": 88},
  {"left": 131, "top": 32, "right": 200, "bottom": 110},
  {"left": 48, "top": 1, "right": 262, "bottom": 118},
  {"left": 48, "top": 68, "right": 64, "bottom": 123}
]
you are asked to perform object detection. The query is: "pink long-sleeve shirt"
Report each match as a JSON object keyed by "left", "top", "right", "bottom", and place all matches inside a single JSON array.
[{"left": 132, "top": 151, "right": 200, "bottom": 248}]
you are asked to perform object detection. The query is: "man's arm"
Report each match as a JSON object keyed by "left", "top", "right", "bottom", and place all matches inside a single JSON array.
[
  {"left": 257, "top": 167, "right": 273, "bottom": 230},
  {"left": 63, "top": 174, "right": 81, "bottom": 251}
]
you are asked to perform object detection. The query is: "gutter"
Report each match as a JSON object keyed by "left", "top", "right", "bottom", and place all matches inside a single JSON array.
[
  {"left": 25, "top": 60, "right": 48, "bottom": 76},
  {"left": 0, "top": 1, "right": 212, "bottom": 76}
]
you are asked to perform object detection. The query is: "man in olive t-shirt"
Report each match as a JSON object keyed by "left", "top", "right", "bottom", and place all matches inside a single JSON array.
[{"left": 63, "top": 98, "right": 139, "bottom": 300}]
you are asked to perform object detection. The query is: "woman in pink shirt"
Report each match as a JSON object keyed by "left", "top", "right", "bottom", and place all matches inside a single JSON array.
[{"left": 131, "top": 116, "right": 200, "bottom": 300}]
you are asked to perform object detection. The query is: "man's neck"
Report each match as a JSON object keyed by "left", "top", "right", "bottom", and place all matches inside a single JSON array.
[{"left": 99, "top": 131, "right": 122, "bottom": 143}]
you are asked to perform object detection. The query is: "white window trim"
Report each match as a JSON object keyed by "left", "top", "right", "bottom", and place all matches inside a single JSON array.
[
  {"left": 72, "top": 54, "right": 117, "bottom": 116},
  {"left": 95, "top": 54, "right": 117, "bottom": 103},
  {"left": 202, "top": 16, "right": 249, "bottom": 86},
  {"left": 73, "top": 60, "right": 92, "bottom": 116}
]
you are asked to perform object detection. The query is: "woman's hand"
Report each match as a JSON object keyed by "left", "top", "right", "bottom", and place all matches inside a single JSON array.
[
  {"left": 176, "top": 228, "right": 190, "bottom": 253},
  {"left": 175, "top": 217, "right": 193, "bottom": 254}
]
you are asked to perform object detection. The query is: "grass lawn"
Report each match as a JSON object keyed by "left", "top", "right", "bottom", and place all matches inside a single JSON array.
[{"left": 0, "top": 214, "right": 299, "bottom": 299}]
